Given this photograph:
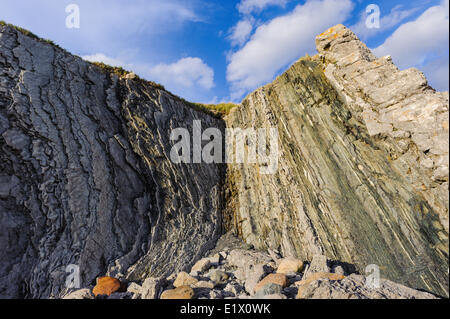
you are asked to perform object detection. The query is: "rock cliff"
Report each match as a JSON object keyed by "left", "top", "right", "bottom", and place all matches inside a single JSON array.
[
  {"left": 0, "top": 23, "right": 448, "bottom": 298},
  {"left": 225, "top": 25, "right": 448, "bottom": 297},
  {"left": 0, "top": 23, "right": 225, "bottom": 298}
]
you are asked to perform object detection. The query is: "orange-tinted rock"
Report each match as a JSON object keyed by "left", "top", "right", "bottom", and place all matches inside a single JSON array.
[
  {"left": 254, "top": 273, "right": 288, "bottom": 293},
  {"left": 92, "top": 276, "right": 122, "bottom": 297},
  {"left": 295, "top": 272, "right": 345, "bottom": 287},
  {"left": 160, "top": 286, "right": 194, "bottom": 299},
  {"left": 295, "top": 272, "right": 345, "bottom": 299}
]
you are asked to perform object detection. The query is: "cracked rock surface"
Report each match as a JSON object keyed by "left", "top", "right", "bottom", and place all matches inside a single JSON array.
[{"left": 0, "top": 24, "right": 225, "bottom": 298}]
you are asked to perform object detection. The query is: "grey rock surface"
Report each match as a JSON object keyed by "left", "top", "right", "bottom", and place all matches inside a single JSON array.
[
  {"left": 1, "top": 22, "right": 448, "bottom": 299},
  {"left": 140, "top": 277, "right": 167, "bottom": 299},
  {"left": 225, "top": 25, "right": 449, "bottom": 296},
  {"left": 60, "top": 233, "right": 443, "bottom": 299},
  {"left": 0, "top": 24, "right": 225, "bottom": 298}
]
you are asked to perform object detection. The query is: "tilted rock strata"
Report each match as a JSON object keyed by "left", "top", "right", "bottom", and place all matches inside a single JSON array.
[
  {"left": 316, "top": 24, "right": 449, "bottom": 232},
  {"left": 225, "top": 26, "right": 449, "bottom": 296},
  {"left": 0, "top": 24, "right": 225, "bottom": 298}
]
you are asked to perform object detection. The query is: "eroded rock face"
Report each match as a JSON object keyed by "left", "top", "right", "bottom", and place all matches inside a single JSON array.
[
  {"left": 1, "top": 22, "right": 448, "bottom": 299},
  {"left": 0, "top": 24, "right": 225, "bottom": 298},
  {"left": 225, "top": 26, "right": 448, "bottom": 296}
]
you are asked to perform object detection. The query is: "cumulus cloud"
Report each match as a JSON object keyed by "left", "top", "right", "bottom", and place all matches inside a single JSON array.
[
  {"left": 228, "top": 18, "right": 254, "bottom": 47},
  {"left": 237, "top": 0, "right": 290, "bottom": 15},
  {"left": 227, "top": 0, "right": 353, "bottom": 100},
  {"left": 148, "top": 57, "right": 215, "bottom": 90},
  {"left": 350, "top": 4, "right": 419, "bottom": 40},
  {"left": 0, "top": 0, "right": 200, "bottom": 54},
  {"left": 373, "top": 0, "right": 449, "bottom": 91}
]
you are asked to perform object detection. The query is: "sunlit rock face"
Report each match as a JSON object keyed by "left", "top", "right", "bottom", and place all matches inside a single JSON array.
[
  {"left": 0, "top": 22, "right": 448, "bottom": 299},
  {"left": 0, "top": 24, "right": 225, "bottom": 298},
  {"left": 224, "top": 25, "right": 448, "bottom": 297}
]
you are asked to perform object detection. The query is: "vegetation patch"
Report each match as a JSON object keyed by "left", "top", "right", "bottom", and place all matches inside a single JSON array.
[{"left": 189, "top": 102, "right": 239, "bottom": 117}]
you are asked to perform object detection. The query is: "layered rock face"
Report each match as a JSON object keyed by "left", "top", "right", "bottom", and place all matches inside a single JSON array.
[
  {"left": 0, "top": 24, "right": 225, "bottom": 298},
  {"left": 0, "top": 22, "right": 448, "bottom": 299},
  {"left": 225, "top": 25, "right": 448, "bottom": 296}
]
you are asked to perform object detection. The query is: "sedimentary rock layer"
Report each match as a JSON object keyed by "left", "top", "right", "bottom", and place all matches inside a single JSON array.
[
  {"left": 225, "top": 25, "right": 449, "bottom": 297},
  {"left": 0, "top": 24, "right": 225, "bottom": 298}
]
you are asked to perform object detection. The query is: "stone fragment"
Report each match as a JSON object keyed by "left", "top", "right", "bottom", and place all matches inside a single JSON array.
[
  {"left": 254, "top": 274, "right": 288, "bottom": 293},
  {"left": 160, "top": 286, "right": 194, "bottom": 299},
  {"left": 62, "top": 288, "right": 94, "bottom": 299},
  {"left": 208, "top": 254, "right": 221, "bottom": 266},
  {"left": 192, "top": 281, "right": 215, "bottom": 289},
  {"left": 173, "top": 272, "right": 198, "bottom": 288},
  {"left": 303, "top": 255, "right": 330, "bottom": 279},
  {"left": 243, "top": 264, "right": 271, "bottom": 293},
  {"left": 209, "top": 270, "right": 229, "bottom": 286},
  {"left": 224, "top": 282, "right": 243, "bottom": 296},
  {"left": 295, "top": 272, "right": 345, "bottom": 288},
  {"left": 108, "top": 292, "right": 133, "bottom": 299},
  {"left": 276, "top": 257, "right": 304, "bottom": 274},
  {"left": 141, "top": 277, "right": 167, "bottom": 299},
  {"left": 191, "top": 258, "right": 212, "bottom": 273},
  {"left": 92, "top": 277, "right": 122, "bottom": 297},
  {"left": 254, "top": 283, "right": 283, "bottom": 298},
  {"left": 259, "top": 294, "right": 286, "bottom": 299},
  {"left": 127, "top": 282, "right": 142, "bottom": 295}
]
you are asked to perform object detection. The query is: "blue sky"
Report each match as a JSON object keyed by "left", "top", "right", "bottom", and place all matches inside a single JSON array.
[{"left": 1, "top": 0, "right": 448, "bottom": 103}]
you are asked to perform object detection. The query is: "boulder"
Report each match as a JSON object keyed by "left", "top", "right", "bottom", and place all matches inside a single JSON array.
[
  {"left": 92, "top": 277, "right": 122, "bottom": 297},
  {"left": 276, "top": 257, "right": 304, "bottom": 274},
  {"left": 141, "top": 277, "right": 167, "bottom": 299},
  {"left": 254, "top": 283, "right": 283, "bottom": 298},
  {"left": 160, "top": 286, "right": 194, "bottom": 299},
  {"left": 191, "top": 258, "right": 212, "bottom": 273},
  {"left": 62, "top": 288, "right": 94, "bottom": 299},
  {"left": 209, "top": 270, "right": 229, "bottom": 286},
  {"left": 254, "top": 274, "right": 288, "bottom": 293}
]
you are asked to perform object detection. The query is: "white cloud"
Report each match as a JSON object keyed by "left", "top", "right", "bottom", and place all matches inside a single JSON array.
[
  {"left": 373, "top": 0, "right": 449, "bottom": 91},
  {"left": 350, "top": 4, "right": 419, "bottom": 40},
  {"left": 228, "top": 18, "right": 254, "bottom": 47},
  {"left": 237, "top": 0, "right": 290, "bottom": 15},
  {"left": 0, "top": 0, "right": 201, "bottom": 54},
  {"left": 147, "top": 57, "right": 215, "bottom": 90},
  {"left": 227, "top": 0, "right": 353, "bottom": 100}
]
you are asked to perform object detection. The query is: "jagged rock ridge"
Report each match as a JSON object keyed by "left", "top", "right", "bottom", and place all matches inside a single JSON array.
[{"left": 0, "top": 23, "right": 448, "bottom": 298}]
